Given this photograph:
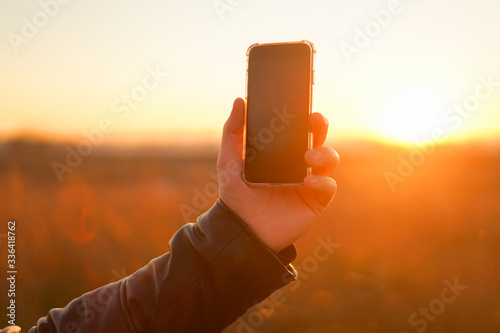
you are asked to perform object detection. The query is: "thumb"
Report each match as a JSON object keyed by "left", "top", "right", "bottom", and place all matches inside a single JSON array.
[{"left": 218, "top": 98, "right": 245, "bottom": 169}]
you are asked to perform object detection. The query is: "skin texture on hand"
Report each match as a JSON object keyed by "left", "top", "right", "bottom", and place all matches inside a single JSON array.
[{"left": 217, "top": 98, "right": 340, "bottom": 253}]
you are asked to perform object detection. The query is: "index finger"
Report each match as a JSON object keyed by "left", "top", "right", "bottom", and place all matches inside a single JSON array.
[{"left": 310, "top": 112, "right": 329, "bottom": 148}]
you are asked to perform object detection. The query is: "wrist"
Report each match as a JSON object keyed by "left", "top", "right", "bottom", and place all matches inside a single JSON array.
[{"left": 216, "top": 199, "right": 293, "bottom": 254}]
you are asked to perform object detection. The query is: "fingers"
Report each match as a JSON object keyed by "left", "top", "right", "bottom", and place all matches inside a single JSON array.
[
  {"left": 310, "top": 112, "right": 329, "bottom": 148},
  {"left": 218, "top": 98, "right": 245, "bottom": 171},
  {"left": 305, "top": 146, "right": 340, "bottom": 176},
  {"left": 304, "top": 175, "right": 337, "bottom": 207},
  {"left": 304, "top": 145, "right": 339, "bottom": 208}
]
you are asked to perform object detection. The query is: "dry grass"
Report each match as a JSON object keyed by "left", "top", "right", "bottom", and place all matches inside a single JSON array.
[{"left": 1, "top": 139, "right": 499, "bottom": 332}]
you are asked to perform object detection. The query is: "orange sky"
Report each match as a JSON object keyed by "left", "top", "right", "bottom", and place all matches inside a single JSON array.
[{"left": 1, "top": 0, "right": 499, "bottom": 145}]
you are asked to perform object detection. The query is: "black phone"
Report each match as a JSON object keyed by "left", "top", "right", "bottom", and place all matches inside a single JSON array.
[{"left": 243, "top": 40, "right": 315, "bottom": 185}]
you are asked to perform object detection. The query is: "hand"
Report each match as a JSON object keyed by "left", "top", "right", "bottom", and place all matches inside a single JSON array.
[{"left": 217, "top": 98, "right": 340, "bottom": 253}]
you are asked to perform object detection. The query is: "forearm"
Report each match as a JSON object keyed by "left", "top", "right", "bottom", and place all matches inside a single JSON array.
[
  {"left": 119, "top": 199, "right": 297, "bottom": 331},
  {"left": 27, "top": 200, "right": 296, "bottom": 333}
]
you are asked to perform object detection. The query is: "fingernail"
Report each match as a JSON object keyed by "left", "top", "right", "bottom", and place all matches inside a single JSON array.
[
  {"left": 309, "top": 150, "right": 322, "bottom": 163},
  {"left": 307, "top": 177, "right": 319, "bottom": 187}
]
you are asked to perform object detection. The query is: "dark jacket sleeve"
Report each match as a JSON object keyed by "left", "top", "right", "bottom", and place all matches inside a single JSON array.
[{"left": 27, "top": 199, "right": 297, "bottom": 333}]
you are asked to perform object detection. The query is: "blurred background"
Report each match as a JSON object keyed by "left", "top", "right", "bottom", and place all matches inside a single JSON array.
[{"left": 1, "top": 0, "right": 499, "bottom": 331}]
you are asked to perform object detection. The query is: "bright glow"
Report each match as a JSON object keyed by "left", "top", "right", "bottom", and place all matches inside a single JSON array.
[
  {"left": 377, "top": 92, "right": 446, "bottom": 144},
  {"left": 1, "top": 1, "right": 500, "bottom": 144}
]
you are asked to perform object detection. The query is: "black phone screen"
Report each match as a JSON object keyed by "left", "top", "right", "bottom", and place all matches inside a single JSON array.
[{"left": 245, "top": 42, "right": 313, "bottom": 184}]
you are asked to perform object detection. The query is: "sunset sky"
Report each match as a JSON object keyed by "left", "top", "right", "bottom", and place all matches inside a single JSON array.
[{"left": 1, "top": 0, "right": 499, "bottom": 145}]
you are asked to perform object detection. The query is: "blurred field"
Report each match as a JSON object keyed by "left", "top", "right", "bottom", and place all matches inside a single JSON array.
[{"left": 1, "top": 139, "right": 499, "bottom": 332}]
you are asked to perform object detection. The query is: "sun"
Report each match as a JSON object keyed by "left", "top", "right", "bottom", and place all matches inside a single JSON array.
[{"left": 377, "top": 92, "right": 446, "bottom": 144}]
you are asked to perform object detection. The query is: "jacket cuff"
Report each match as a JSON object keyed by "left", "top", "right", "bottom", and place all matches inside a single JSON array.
[{"left": 215, "top": 199, "right": 297, "bottom": 274}]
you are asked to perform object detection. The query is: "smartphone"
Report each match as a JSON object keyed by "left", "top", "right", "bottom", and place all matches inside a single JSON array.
[{"left": 243, "top": 40, "right": 315, "bottom": 185}]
